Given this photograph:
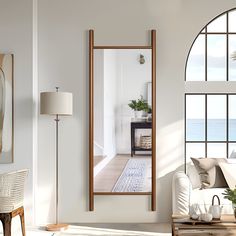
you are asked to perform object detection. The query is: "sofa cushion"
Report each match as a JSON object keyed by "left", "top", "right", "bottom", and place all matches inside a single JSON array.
[
  {"left": 219, "top": 163, "right": 236, "bottom": 189},
  {"left": 172, "top": 171, "right": 191, "bottom": 215},
  {"left": 191, "top": 157, "right": 228, "bottom": 189},
  {"left": 187, "top": 164, "right": 201, "bottom": 189}
]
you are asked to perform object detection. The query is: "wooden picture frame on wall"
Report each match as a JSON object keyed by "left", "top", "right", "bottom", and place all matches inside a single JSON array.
[
  {"left": 89, "top": 30, "right": 156, "bottom": 211},
  {"left": 0, "top": 54, "right": 14, "bottom": 164}
]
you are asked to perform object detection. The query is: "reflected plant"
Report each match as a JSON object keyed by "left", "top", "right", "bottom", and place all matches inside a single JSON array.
[
  {"left": 147, "top": 107, "right": 152, "bottom": 114},
  {"left": 128, "top": 95, "right": 149, "bottom": 112}
]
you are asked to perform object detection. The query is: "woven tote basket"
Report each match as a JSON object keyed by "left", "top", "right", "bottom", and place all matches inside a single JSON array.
[{"left": 140, "top": 135, "right": 151, "bottom": 149}]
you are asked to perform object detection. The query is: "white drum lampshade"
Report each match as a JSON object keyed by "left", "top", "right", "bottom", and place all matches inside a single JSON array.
[{"left": 40, "top": 92, "right": 73, "bottom": 115}]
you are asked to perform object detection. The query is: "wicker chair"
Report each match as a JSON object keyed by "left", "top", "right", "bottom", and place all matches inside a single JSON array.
[{"left": 0, "top": 169, "right": 28, "bottom": 236}]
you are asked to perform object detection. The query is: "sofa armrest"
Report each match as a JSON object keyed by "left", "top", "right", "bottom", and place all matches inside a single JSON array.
[{"left": 172, "top": 171, "right": 192, "bottom": 215}]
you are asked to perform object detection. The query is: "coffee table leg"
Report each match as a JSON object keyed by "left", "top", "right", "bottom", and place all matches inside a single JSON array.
[
  {"left": 172, "top": 222, "right": 174, "bottom": 236},
  {"left": 172, "top": 222, "right": 177, "bottom": 236}
]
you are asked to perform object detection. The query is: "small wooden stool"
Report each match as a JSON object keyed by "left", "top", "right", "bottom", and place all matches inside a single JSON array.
[{"left": 0, "top": 206, "right": 25, "bottom": 236}]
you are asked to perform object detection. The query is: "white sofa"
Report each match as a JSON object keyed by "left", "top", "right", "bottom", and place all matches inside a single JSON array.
[{"left": 172, "top": 166, "right": 233, "bottom": 215}]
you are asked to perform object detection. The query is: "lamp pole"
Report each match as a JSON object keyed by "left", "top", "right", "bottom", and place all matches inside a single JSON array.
[{"left": 55, "top": 86, "right": 60, "bottom": 225}]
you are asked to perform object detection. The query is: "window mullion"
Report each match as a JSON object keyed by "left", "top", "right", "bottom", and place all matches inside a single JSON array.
[
  {"left": 205, "top": 94, "right": 208, "bottom": 157},
  {"left": 226, "top": 94, "right": 229, "bottom": 158},
  {"left": 184, "top": 94, "right": 187, "bottom": 173},
  {"left": 205, "top": 27, "right": 208, "bottom": 82},
  {"left": 226, "top": 12, "right": 229, "bottom": 81}
]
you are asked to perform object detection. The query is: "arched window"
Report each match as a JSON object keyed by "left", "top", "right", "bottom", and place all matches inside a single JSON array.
[
  {"left": 185, "top": 9, "right": 236, "bottom": 162},
  {"left": 186, "top": 9, "right": 236, "bottom": 81}
]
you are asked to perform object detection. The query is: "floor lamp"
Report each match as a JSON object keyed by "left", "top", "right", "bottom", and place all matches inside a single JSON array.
[{"left": 40, "top": 87, "right": 73, "bottom": 231}]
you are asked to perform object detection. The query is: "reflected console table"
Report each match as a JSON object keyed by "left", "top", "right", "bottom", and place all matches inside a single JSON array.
[{"left": 131, "top": 120, "right": 152, "bottom": 157}]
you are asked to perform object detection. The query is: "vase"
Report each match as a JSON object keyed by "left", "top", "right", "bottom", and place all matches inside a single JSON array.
[
  {"left": 233, "top": 204, "right": 236, "bottom": 219},
  {"left": 134, "top": 110, "right": 143, "bottom": 119}
]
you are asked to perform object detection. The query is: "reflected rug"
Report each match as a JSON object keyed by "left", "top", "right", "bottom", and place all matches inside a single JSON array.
[{"left": 112, "top": 158, "right": 151, "bottom": 192}]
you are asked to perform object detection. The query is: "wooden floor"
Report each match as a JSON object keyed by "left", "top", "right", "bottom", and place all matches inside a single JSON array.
[
  {"left": 94, "top": 155, "right": 151, "bottom": 192},
  {"left": 25, "top": 223, "right": 171, "bottom": 235},
  {"left": 94, "top": 155, "right": 105, "bottom": 167}
]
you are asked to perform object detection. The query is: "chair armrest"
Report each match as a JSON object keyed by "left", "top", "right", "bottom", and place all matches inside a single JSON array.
[
  {"left": 172, "top": 171, "right": 192, "bottom": 215},
  {"left": 0, "top": 169, "right": 28, "bottom": 213}
]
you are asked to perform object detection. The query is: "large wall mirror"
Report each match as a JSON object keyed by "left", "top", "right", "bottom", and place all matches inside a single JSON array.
[{"left": 89, "top": 30, "right": 156, "bottom": 211}]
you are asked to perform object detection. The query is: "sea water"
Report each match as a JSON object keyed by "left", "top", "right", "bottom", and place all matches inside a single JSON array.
[{"left": 186, "top": 119, "right": 236, "bottom": 141}]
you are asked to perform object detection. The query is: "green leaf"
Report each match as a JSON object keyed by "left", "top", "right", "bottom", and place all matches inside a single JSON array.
[
  {"left": 222, "top": 188, "right": 236, "bottom": 204},
  {"left": 128, "top": 95, "right": 149, "bottom": 112}
]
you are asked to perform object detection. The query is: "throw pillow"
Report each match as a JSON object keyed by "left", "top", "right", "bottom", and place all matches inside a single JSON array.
[
  {"left": 187, "top": 164, "right": 201, "bottom": 189},
  {"left": 191, "top": 157, "right": 228, "bottom": 189},
  {"left": 229, "top": 149, "right": 236, "bottom": 159},
  {"left": 219, "top": 163, "right": 236, "bottom": 189}
]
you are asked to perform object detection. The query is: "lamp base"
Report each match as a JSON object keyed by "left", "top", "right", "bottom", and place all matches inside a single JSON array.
[{"left": 46, "top": 223, "right": 68, "bottom": 231}]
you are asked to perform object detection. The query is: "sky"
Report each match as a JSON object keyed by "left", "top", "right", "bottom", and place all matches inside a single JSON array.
[{"left": 186, "top": 10, "right": 236, "bottom": 82}]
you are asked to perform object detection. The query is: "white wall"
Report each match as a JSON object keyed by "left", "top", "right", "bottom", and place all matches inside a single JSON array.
[
  {"left": 1, "top": 0, "right": 236, "bottom": 226},
  {"left": 0, "top": 0, "right": 34, "bottom": 225},
  {"left": 94, "top": 49, "right": 151, "bottom": 156},
  {"left": 103, "top": 50, "right": 118, "bottom": 159},
  {"left": 115, "top": 49, "right": 151, "bottom": 154},
  {"left": 36, "top": 0, "right": 236, "bottom": 224},
  {"left": 94, "top": 50, "right": 104, "bottom": 156}
]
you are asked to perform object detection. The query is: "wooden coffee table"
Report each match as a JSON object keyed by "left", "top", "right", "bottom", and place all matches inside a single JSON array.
[{"left": 172, "top": 214, "right": 236, "bottom": 236}]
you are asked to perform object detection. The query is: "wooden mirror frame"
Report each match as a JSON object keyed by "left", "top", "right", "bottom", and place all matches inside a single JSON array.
[{"left": 89, "top": 29, "right": 156, "bottom": 211}]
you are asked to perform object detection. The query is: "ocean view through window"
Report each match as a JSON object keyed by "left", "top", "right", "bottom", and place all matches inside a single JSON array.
[
  {"left": 185, "top": 94, "right": 236, "bottom": 162},
  {"left": 185, "top": 8, "right": 236, "bottom": 164}
]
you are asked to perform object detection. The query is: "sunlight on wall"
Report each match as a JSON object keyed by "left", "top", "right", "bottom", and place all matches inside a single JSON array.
[
  {"left": 157, "top": 120, "right": 184, "bottom": 178},
  {"left": 36, "top": 186, "right": 55, "bottom": 224}
]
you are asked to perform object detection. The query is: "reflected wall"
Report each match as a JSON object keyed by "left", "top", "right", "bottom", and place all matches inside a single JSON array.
[{"left": 93, "top": 49, "right": 152, "bottom": 193}]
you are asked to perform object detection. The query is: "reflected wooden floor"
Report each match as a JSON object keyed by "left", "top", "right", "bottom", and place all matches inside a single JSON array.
[
  {"left": 94, "top": 155, "right": 151, "bottom": 192},
  {"left": 94, "top": 155, "right": 106, "bottom": 166}
]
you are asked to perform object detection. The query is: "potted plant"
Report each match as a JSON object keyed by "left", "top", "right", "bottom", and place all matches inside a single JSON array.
[
  {"left": 147, "top": 107, "right": 152, "bottom": 120},
  {"left": 222, "top": 188, "right": 236, "bottom": 218},
  {"left": 128, "top": 95, "right": 149, "bottom": 118}
]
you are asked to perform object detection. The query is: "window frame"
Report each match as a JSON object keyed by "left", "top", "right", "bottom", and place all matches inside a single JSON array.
[
  {"left": 185, "top": 93, "right": 236, "bottom": 168},
  {"left": 185, "top": 8, "right": 236, "bottom": 172},
  {"left": 185, "top": 8, "right": 236, "bottom": 82}
]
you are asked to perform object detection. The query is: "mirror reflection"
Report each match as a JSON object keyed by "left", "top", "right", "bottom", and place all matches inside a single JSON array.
[{"left": 94, "top": 49, "right": 152, "bottom": 192}]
